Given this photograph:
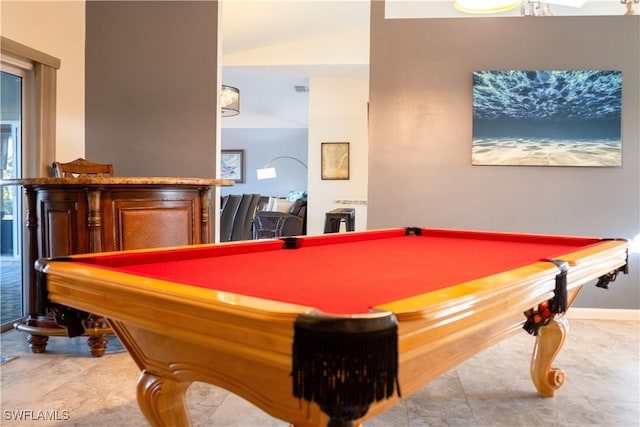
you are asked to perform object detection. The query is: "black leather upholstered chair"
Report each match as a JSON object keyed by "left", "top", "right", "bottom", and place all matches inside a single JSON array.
[
  {"left": 230, "top": 194, "right": 260, "bottom": 241},
  {"left": 219, "top": 194, "right": 242, "bottom": 242},
  {"left": 253, "top": 198, "right": 307, "bottom": 238}
]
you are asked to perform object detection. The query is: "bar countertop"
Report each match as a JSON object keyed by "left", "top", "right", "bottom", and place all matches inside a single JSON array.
[{"left": 0, "top": 177, "right": 234, "bottom": 186}]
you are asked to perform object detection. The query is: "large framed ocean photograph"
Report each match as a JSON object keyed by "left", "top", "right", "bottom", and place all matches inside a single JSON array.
[{"left": 471, "top": 70, "right": 622, "bottom": 167}]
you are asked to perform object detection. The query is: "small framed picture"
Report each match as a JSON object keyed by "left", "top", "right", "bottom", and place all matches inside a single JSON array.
[
  {"left": 321, "top": 142, "right": 349, "bottom": 180},
  {"left": 221, "top": 149, "right": 245, "bottom": 183}
]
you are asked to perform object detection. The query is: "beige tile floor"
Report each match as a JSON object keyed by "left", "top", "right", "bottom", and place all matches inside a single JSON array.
[{"left": 1, "top": 319, "right": 638, "bottom": 427}]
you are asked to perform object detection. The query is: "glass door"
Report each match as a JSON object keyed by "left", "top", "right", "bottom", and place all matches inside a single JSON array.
[{"left": 1, "top": 69, "right": 24, "bottom": 331}]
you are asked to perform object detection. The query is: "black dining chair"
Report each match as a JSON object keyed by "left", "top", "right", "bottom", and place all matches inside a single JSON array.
[
  {"left": 230, "top": 194, "right": 260, "bottom": 241},
  {"left": 219, "top": 194, "right": 242, "bottom": 242}
]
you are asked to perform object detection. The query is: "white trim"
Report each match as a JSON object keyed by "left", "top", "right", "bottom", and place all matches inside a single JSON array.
[
  {"left": 1, "top": 51, "right": 34, "bottom": 71},
  {"left": 566, "top": 308, "right": 640, "bottom": 321},
  {"left": 1, "top": 37, "right": 60, "bottom": 69},
  {"left": 2, "top": 38, "right": 57, "bottom": 177}
]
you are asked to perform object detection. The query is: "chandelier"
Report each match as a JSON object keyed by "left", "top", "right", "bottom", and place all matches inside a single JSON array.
[
  {"left": 454, "top": 0, "right": 522, "bottom": 13},
  {"left": 621, "top": 0, "right": 638, "bottom": 15},
  {"left": 521, "top": 0, "right": 554, "bottom": 15}
]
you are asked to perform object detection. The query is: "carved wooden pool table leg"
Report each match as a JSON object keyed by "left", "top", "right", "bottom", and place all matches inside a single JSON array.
[
  {"left": 530, "top": 316, "right": 568, "bottom": 397},
  {"left": 137, "top": 371, "right": 192, "bottom": 427}
]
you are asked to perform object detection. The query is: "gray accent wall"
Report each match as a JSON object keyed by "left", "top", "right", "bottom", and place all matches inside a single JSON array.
[
  {"left": 85, "top": 1, "right": 219, "bottom": 178},
  {"left": 368, "top": 5, "right": 639, "bottom": 309}
]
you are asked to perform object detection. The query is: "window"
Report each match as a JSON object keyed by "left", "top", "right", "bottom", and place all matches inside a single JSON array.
[{"left": 1, "top": 37, "right": 59, "bottom": 331}]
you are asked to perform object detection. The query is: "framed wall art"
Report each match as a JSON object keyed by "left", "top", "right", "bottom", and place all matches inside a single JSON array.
[
  {"left": 321, "top": 142, "right": 350, "bottom": 180},
  {"left": 471, "top": 70, "right": 622, "bottom": 167},
  {"left": 220, "top": 149, "right": 245, "bottom": 183}
]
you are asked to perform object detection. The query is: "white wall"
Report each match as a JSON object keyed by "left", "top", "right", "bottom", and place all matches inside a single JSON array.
[
  {"left": 307, "top": 76, "right": 369, "bottom": 235},
  {"left": 1, "top": 0, "right": 85, "bottom": 164}
]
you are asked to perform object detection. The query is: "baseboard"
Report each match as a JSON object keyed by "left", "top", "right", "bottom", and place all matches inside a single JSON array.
[{"left": 566, "top": 308, "right": 640, "bottom": 321}]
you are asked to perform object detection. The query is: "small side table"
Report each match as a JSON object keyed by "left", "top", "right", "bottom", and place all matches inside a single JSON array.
[{"left": 324, "top": 208, "right": 355, "bottom": 233}]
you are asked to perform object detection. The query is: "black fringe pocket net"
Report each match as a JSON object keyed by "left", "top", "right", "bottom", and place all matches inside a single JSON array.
[{"left": 292, "top": 310, "right": 401, "bottom": 415}]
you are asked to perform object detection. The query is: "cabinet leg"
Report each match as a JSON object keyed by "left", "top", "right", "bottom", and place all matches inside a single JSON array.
[
  {"left": 85, "top": 315, "right": 109, "bottom": 357},
  {"left": 87, "top": 335, "right": 108, "bottom": 357},
  {"left": 27, "top": 334, "right": 49, "bottom": 353}
]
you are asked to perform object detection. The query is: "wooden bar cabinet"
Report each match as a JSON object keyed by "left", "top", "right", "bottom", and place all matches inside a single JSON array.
[{"left": 2, "top": 177, "right": 232, "bottom": 356}]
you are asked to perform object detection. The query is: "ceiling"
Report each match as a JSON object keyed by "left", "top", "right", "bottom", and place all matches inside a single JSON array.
[
  {"left": 220, "top": 0, "right": 370, "bottom": 129},
  {"left": 220, "top": 0, "right": 631, "bottom": 129}
]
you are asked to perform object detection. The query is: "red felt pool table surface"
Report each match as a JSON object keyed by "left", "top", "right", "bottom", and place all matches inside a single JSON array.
[{"left": 75, "top": 228, "right": 604, "bottom": 314}]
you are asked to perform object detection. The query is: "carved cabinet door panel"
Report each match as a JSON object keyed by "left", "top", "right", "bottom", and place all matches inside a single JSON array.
[
  {"left": 101, "top": 188, "right": 203, "bottom": 252},
  {"left": 37, "top": 188, "right": 88, "bottom": 257}
]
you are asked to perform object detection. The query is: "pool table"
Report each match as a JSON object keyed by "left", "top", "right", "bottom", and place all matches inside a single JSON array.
[{"left": 35, "top": 227, "right": 629, "bottom": 427}]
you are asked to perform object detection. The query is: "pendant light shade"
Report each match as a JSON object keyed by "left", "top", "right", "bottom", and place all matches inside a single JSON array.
[{"left": 221, "top": 85, "right": 240, "bottom": 117}]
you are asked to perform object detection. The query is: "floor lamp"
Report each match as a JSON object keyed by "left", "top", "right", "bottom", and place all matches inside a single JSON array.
[{"left": 256, "top": 156, "right": 308, "bottom": 180}]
